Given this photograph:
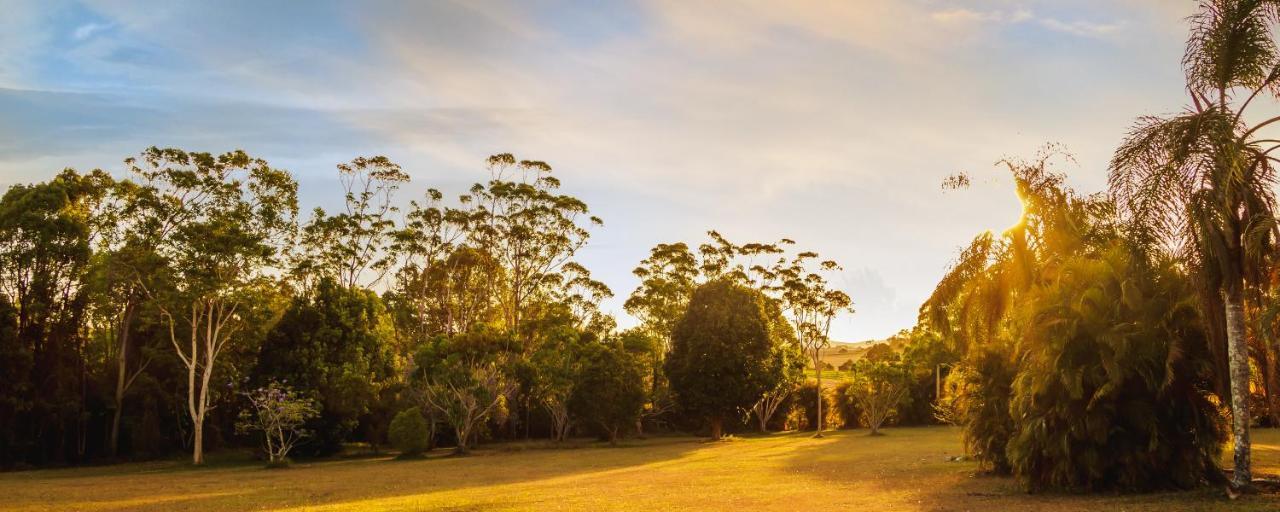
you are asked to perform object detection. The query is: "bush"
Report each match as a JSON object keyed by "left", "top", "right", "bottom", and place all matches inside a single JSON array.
[
  {"left": 388, "top": 407, "right": 431, "bottom": 457},
  {"left": 831, "top": 382, "right": 864, "bottom": 429},
  {"left": 952, "top": 345, "right": 1017, "bottom": 474},
  {"left": 1004, "top": 248, "right": 1226, "bottom": 492},
  {"left": 790, "top": 382, "right": 841, "bottom": 431}
]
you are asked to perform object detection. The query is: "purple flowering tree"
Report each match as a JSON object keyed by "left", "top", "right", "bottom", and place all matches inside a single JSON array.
[{"left": 236, "top": 382, "right": 319, "bottom": 467}]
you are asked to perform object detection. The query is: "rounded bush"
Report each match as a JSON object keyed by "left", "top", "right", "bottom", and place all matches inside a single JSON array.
[{"left": 388, "top": 407, "right": 430, "bottom": 456}]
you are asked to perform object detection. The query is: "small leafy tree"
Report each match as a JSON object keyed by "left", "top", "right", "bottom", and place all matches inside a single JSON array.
[
  {"left": 388, "top": 407, "right": 432, "bottom": 457},
  {"left": 569, "top": 342, "right": 647, "bottom": 445},
  {"left": 414, "top": 329, "right": 516, "bottom": 455},
  {"left": 847, "top": 358, "right": 912, "bottom": 435},
  {"left": 529, "top": 328, "right": 587, "bottom": 442},
  {"left": 236, "top": 382, "right": 319, "bottom": 468}
]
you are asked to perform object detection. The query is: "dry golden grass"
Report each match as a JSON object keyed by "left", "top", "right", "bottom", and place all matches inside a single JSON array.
[{"left": 2, "top": 427, "right": 1279, "bottom": 511}]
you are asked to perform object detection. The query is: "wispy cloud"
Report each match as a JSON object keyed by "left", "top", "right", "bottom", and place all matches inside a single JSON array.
[
  {"left": 71, "top": 22, "right": 109, "bottom": 41},
  {"left": 930, "top": 5, "right": 1123, "bottom": 39},
  {"left": 0, "top": 0, "right": 1193, "bottom": 339}
]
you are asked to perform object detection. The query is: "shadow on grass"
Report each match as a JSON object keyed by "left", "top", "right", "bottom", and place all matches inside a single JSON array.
[{"left": 0, "top": 436, "right": 709, "bottom": 512}]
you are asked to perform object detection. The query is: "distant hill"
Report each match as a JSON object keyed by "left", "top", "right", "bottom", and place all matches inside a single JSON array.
[{"left": 813, "top": 337, "right": 907, "bottom": 371}]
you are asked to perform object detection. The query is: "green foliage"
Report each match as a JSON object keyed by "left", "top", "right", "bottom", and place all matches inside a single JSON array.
[
  {"left": 846, "top": 357, "right": 912, "bottom": 435},
  {"left": 666, "top": 279, "right": 780, "bottom": 438},
  {"left": 252, "top": 278, "right": 400, "bottom": 456},
  {"left": 388, "top": 407, "right": 431, "bottom": 456},
  {"left": 569, "top": 342, "right": 647, "bottom": 445},
  {"left": 413, "top": 328, "right": 517, "bottom": 454},
  {"left": 950, "top": 344, "right": 1018, "bottom": 474},
  {"left": 1005, "top": 245, "right": 1226, "bottom": 492}
]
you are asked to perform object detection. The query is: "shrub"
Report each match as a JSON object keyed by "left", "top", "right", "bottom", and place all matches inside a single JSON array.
[
  {"left": 1004, "top": 247, "right": 1226, "bottom": 492},
  {"left": 388, "top": 407, "right": 431, "bottom": 457},
  {"left": 790, "top": 382, "right": 841, "bottom": 431}
]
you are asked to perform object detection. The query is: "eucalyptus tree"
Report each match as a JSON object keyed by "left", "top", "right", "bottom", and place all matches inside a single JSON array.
[
  {"left": 129, "top": 148, "right": 298, "bottom": 464},
  {"left": 295, "top": 156, "right": 409, "bottom": 290},
  {"left": 624, "top": 242, "right": 699, "bottom": 355},
  {"left": 1108, "top": 0, "right": 1280, "bottom": 486},
  {"left": 390, "top": 189, "right": 473, "bottom": 343},
  {"left": 771, "top": 252, "right": 852, "bottom": 437},
  {"left": 465, "top": 154, "right": 600, "bottom": 346},
  {"left": 75, "top": 173, "right": 164, "bottom": 458}
]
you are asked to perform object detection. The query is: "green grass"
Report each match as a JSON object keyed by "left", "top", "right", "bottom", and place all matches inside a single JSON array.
[{"left": 2, "top": 427, "right": 1279, "bottom": 511}]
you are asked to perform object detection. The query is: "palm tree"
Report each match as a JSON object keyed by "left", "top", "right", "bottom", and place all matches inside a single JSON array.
[{"left": 1109, "top": 0, "right": 1280, "bottom": 488}]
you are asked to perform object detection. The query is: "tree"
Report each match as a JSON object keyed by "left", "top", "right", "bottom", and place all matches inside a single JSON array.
[
  {"left": 465, "top": 154, "right": 601, "bottom": 344},
  {"left": 847, "top": 358, "right": 911, "bottom": 435},
  {"left": 666, "top": 279, "right": 780, "bottom": 440},
  {"left": 625, "top": 242, "right": 699, "bottom": 355},
  {"left": 529, "top": 327, "right": 588, "bottom": 442},
  {"left": 251, "top": 278, "right": 399, "bottom": 455},
  {"left": 413, "top": 329, "right": 517, "bottom": 455},
  {"left": 236, "top": 382, "right": 319, "bottom": 467},
  {"left": 131, "top": 148, "right": 298, "bottom": 464},
  {"left": 772, "top": 252, "right": 852, "bottom": 437},
  {"left": 569, "top": 342, "right": 647, "bottom": 445},
  {"left": 1108, "top": 0, "right": 1280, "bottom": 487},
  {"left": 294, "top": 156, "right": 409, "bottom": 290}
]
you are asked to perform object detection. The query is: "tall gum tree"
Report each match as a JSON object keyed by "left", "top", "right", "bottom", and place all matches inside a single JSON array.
[{"left": 131, "top": 148, "right": 297, "bottom": 465}]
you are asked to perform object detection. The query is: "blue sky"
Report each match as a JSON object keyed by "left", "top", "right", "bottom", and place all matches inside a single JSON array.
[{"left": 0, "top": 0, "right": 1197, "bottom": 341}]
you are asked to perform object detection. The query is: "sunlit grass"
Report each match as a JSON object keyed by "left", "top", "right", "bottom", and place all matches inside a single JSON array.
[{"left": 2, "top": 427, "right": 1278, "bottom": 511}]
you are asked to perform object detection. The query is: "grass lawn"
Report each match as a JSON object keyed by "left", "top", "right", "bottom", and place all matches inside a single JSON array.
[{"left": 3, "top": 427, "right": 1279, "bottom": 511}]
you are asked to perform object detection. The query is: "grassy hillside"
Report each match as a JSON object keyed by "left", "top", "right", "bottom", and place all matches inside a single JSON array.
[{"left": 3, "top": 427, "right": 1277, "bottom": 511}]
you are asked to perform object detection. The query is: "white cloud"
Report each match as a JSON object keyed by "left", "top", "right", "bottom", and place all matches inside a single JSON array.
[{"left": 71, "top": 22, "right": 109, "bottom": 41}]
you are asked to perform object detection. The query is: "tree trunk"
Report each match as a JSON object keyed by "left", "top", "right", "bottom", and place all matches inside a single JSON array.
[
  {"left": 608, "top": 426, "right": 618, "bottom": 446},
  {"left": 709, "top": 416, "right": 723, "bottom": 440},
  {"left": 192, "top": 419, "right": 205, "bottom": 465},
  {"left": 108, "top": 305, "right": 136, "bottom": 458},
  {"left": 109, "top": 406, "right": 124, "bottom": 458},
  {"left": 814, "top": 363, "right": 825, "bottom": 438},
  {"left": 454, "top": 424, "right": 470, "bottom": 455},
  {"left": 1225, "top": 291, "right": 1252, "bottom": 488}
]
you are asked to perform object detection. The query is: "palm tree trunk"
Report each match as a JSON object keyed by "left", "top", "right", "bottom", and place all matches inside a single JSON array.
[{"left": 1225, "top": 290, "right": 1252, "bottom": 488}]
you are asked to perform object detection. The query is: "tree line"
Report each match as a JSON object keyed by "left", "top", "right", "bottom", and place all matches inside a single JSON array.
[{"left": 4, "top": 145, "right": 914, "bottom": 469}]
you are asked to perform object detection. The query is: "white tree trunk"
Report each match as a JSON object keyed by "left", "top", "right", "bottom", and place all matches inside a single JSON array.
[{"left": 1224, "top": 293, "right": 1252, "bottom": 488}]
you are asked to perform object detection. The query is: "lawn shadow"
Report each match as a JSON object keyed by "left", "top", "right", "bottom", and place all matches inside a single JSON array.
[{"left": 0, "top": 436, "right": 708, "bottom": 512}]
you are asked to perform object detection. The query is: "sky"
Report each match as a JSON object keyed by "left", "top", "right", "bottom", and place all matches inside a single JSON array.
[{"left": 0, "top": 0, "right": 1200, "bottom": 341}]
